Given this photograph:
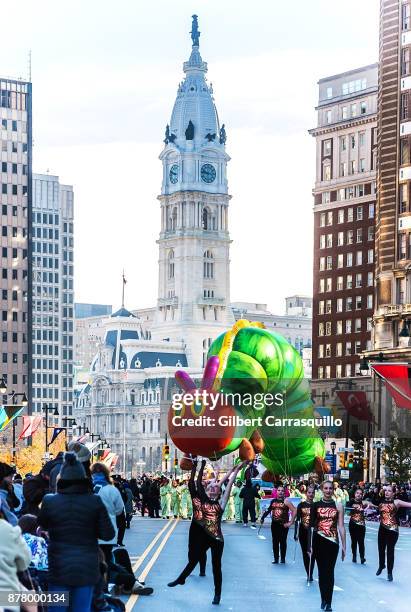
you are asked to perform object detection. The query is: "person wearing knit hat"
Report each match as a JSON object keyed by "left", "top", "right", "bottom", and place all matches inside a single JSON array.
[
  {"left": 0, "top": 462, "right": 18, "bottom": 526},
  {"left": 38, "top": 453, "right": 115, "bottom": 612}
]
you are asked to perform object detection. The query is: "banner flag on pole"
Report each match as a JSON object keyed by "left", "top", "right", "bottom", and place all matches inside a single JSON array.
[
  {"left": 18, "top": 415, "right": 43, "bottom": 440},
  {"left": 0, "top": 405, "right": 24, "bottom": 432},
  {"left": 49, "top": 427, "right": 64, "bottom": 445},
  {"left": 336, "top": 390, "right": 372, "bottom": 421},
  {"left": 371, "top": 362, "right": 411, "bottom": 410}
]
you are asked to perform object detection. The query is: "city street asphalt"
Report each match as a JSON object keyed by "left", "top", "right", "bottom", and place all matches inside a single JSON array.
[{"left": 120, "top": 516, "right": 411, "bottom": 612}]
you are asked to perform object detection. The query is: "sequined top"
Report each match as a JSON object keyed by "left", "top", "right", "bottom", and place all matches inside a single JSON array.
[
  {"left": 297, "top": 500, "right": 312, "bottom": 529},
  {"left": 268, "top": 500, "right": 289, "bottom": 524},
  {"left": 188, "top": 480, "right": 203, "bottom": 523},
  {"left": 311, "top": 500, "right": 339, "bottom": 543},
  {"left": 201, "top": 499, "right": 223, "bottom": 541},
  {"left": 349, "top": 502, "right": 365, "bottom": 526},
  {"left": 379, "top": 501, "right": 399, "bottom": 532}
]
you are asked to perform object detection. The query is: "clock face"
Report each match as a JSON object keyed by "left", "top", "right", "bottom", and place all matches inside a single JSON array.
[
  {"left": 169, "top": 164, "right": 179, "bottom": 184},
  {"left": 201, "top": 163, "right": 216, "bottom": 183}
]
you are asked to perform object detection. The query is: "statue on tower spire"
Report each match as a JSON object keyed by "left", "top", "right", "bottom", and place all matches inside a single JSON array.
[{"left": 190, "top": 14, "right": 200, "bottom": 47}]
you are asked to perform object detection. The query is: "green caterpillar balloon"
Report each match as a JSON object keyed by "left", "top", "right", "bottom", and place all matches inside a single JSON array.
[{"left": 207, "top": 319, "right": 328, "bottom": 478}]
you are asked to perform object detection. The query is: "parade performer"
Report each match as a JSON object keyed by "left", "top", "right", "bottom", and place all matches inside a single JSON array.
[
  {"left": 222, "top": 486, "right": 235, "bottom": 521},
  {"left": 260, "top": 485, "right": 296, "bottom": 563},
  {"left": 255, "top": 484, "right": 265, "bottom": 520},
  {"left": 308, "top": 481, "right": 346, "bottom": 612},
  {"left": 294, "top": 484, "right": 315, "bottom": 581},
  {"left": 368, "top": 484, "right": 411, "bottom": 581},
  {"left": 240, "top": 478, "right": 259, "bottom": 527},
  {"left": 233, "top": 480, "right": 243, "bottom": 523},
  {"left": 180, "top": 479, "right": 191, "bottom": 520},
  {"left": 168, "top": 459, "right": 246, "bottom": 605},
  {"left": 171, "top": 480, "right": 181, "bottom": 519},
  {"left": 160, "top": 477, "right": 172, "bottom": 519},
  {"left": 348, "top": 488, "right": 369, "bottom": 564}
]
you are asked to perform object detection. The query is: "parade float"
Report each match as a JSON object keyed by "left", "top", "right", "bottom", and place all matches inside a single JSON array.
[{"left": 168, "top": 319, "right": 329, "bottom": 480}]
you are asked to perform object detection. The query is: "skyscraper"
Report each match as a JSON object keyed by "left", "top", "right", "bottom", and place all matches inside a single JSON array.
[
  {"left": 32, "top": 174, "right": 74, "bottom": 419},
  {"left": 368, "top": 0, "right": 411, "bottom": 358},
  {"left": 0, "top": 77, "right": 32, "bottom": 403},
  {"left": 310, "top": 65, "right": 378, "bottom": 380}
]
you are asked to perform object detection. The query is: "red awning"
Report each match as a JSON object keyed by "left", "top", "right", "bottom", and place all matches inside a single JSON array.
[{"left": 371, "top": 362, "right": 411, "bottom": 410}]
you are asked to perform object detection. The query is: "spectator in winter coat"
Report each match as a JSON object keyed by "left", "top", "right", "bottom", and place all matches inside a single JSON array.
[
  {"left": 21, "top": 469, "right": 49, "bottom": 516},
  {"left": 0, "top": 501, "right": 32, "bottom": 612},
  {"left": 90, "top": 462, "right": 125, "bottom": 559},
  {"left": 38, "top": 452, "right": 114, "bottom": 612},
  {"left": 123, "top": 484, "right": 134, "bottom": 528},
  {"left": 0, "top": 461, "right": 18, "bottom": 525}
]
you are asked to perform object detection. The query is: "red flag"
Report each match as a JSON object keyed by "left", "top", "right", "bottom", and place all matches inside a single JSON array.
[
  {"left": 110, "top": 455, "right": 119, "bottom": 469},
  {"left": 371, "top": 363, "right": 411, "bottom": 410},
  {"left": 18, "top": 415, "right": 43, "bottom": 440},
  {"left": 336, "top": 390, "right": 372, "bottom": 421}
]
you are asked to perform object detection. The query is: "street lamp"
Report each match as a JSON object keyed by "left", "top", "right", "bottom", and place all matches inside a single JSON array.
[{"left": 43, "top": 404, "right": 59, "bottom": 454}]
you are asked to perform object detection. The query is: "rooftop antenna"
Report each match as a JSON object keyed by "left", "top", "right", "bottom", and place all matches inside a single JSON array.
[
  {"left": 122, "top": 270, "right": 127, "bottom": 308},
  {"left": 28, "top": 49, "right": 32, "bottom": 82}
]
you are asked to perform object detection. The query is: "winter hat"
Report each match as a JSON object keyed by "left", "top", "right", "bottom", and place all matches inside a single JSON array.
[
  {"left": 67, "top": 441, "right": 91, "bottom": 463},
  {"left": 0, "top": 462, "right": 15, "bottom": 481},
  {"left": 59, "top": 452, "right": 86, "bottom": 482}
]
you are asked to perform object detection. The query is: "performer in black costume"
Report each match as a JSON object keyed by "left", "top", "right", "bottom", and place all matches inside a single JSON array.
[
  {"left": 348, "top": 487, "right": 370, "bottom": 564},
  {"left": 168, "top": 459, "right": 246, "bottom": 605},
  {"left": 308, "top": 480, "right": 346, "bottom": 612},
  {"left": 367, "top": 484, "right": 411, "bottom": 581},
  {"left": 260, "top": 485, "right": 296, "bottom": 563},
  {"left": 294, "top": 484, "right": 315, "bottom": 581}
]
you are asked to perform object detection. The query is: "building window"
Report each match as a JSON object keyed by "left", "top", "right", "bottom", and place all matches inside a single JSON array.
[
  {"left": 320, "top": 213, "right": 326, "bottom": 227},
  {"left": 359, "top": 158, "right": 365, "bottom": 173},
  {"left": 345, "top": 364, "right": 352, "bottom": 378},
  {"left": 326, "top": 110, "right": 332, "bottom": 124},
  {"left": 325, "top": 366, "right": 331, "bottom": 379},
  {"left": 356, "top": 251, "right": 363, "bottom": 265},
  {"left": 326, "top": 87, "right": 333, "bottom": 99},
  {"left": 357, "top": 228, "right": 363, "bottom": 243},
  {"left": 319, "top": 279, "right": 325, "bottom": 293},
  {"left": 351, "top": 103, "right": 357, "bottom": 117},
  {"left": 325, "top": 322, "right": 332, "bottom": 335},
  {"left": 326, "top": 299, "right": 332, "bottom": 314},
  {"left": 327, "top": 211, "right": 333, "bottom": 226},
  {"left": 355, "top": 318, "right": 362, "bottom": 332},
  {"left": 318, "top": 366, "right": 324, "bottom": 379},
  {"left": 340, "top": 136, "right": 346, "bottom": 151},
  {"left": 326, "top": 277, "right": 332, "bottom": 292},
  {"left": 168, "top": 250, "right": 175, "bottom": 279},
  {"left": 338, "top": 231, "right": 344, "bottom": 246},
  {"left": 325, "top": 344, "right": 332, "bottom": 357},
  {"left": 359, "top": 132, "right": 366, "bottom": 147},
  {"left": 336, "top": 343, "right": 342, "bottom": 357},
  {"left": 323, "top": 161, "right": 331, "bottom": 181},
  {"left": 402, "top": 2, "right": 410, "bottom": 30},
  {"left": 337, "top": 276, "right": 343, "bottom": 290},
  {"left": 342, "top": 106, "right": 348, "bottom": 119},
  {"left": 320, "top": 235, "right": 326, "bottom": 249},
  {"left": 368, "top": 226, "right": 374, "bottom": 241},
  {"left": 318, "top": 301, "right": 324, "bottom": 314},
  {"left": 346, "top": 297, "right": 353, "bottom": 311},
  {"left": 340, "top": 162, "right": 347, "bottom": 177},
  {"left": 356, "top": 296, "right": 362, "bottom": 310},
  {"left": 369, "top": 202, "right": 375, "bottom": 218},
  {"left": 367, "top": 272, "right": 373, "bottom": 286},
  {"left": 351, "top": 134, "right": 356, "bottom": 149},
  {"left": 336, "top": 320, "right": 343, "bottom": 334},
  {"left": 346, "top": 342, "right": 352, "bottom": 356},
  {"left": 319, "top": 257, "right": 325, "bottom": 271},
  {"left": 203, "top": 250, "right": 214, "bottom": 279},
  {"left": 356, "top": 273, "right": 362, "bottom": 288},
  {"left": 357, "top": 206, "right": 363, "bottom": 220},
  {"left": 347, "top": 252, "right": 353, "bottom": 267},
  {"left": 347, "top": 207, "right": 354, "bottom": 222},
  {"left": 400, "top": 183, "right": 408, "bottom": 213},
  {"left": 368, "top": 249, "right": 374, "bottom": 263},
  {"left": 402, "top": 48, "right": 410, "bottom": 76},
  {"left": 350, "top": 160, "right": 356, "bottom": 174},
  {"left": 336, "top": 298, "right": 343, "bottom": 312},
  {"left": 361, "top": 102, "right": 367, "bottom": 115},
  {"left": 323, "top": 139, "right": 332, "bottom": 156},
  {"left": 326, "top": 234, "right": 333, "bottom": 248},
  {"left": 338, "top": 209, "right": 344, "bottom": 224},
  {"left": 346, "top": 319, "right": 352, "bottom": 334},
  {"left": 322, "top": 192, "right": 330, "bottom": 204},
  {"left": 319, "top": 323, "right": 324, "bottom": 336},
  {"left": 318, "top": 345, "right": 324, "bottom": 358},
  {"left": 367, "top": 294, "right": 373, "bottom": 309}
]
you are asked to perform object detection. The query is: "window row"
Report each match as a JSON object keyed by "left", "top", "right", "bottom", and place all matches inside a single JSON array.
[
  {"left": 318, "top": 340, "right": 363, "bottom": 358},
  {"left": 1, "top": 268, "right": 28, "bottom": 280},
  {"left": 0, "top": 183, "right": 27, "bottom": 196},
  {"left": 319, "top": 249, "right": 374, "bottom": 270},
  {"left": 1, "top": 162, "right": 28, "bottom": 175},
  {"left": 1, "top": 310, "right": 27, "bottom": 322},
  {"left": 1, "top": 331, "right": 27, "bottom": 343},
  {"left": 323, "top": 100, "right": 368, "bottom": 125},
  {"left": 319, "top": 203, "right": 374, "bottom": 226},
  {"left": 319, "top": 294, "right": 373, "bottom": 314},
  {"left": 318, "top": 363, "right": 356, "bottom": 379},
  {"left": 319, "top": 272, "right": 373, "bottom": 293},
  {"left": 318, "top": 318, "right": 368, "bottom": 336},
  {"left": 1, "top": 353, "right": 28, "bottom": 363},
  {"left": 319, "top": 227, "right": 374, "bottom": 248},
  {"left": 0, "top": 140, "right": 28, "bottom": 154}
]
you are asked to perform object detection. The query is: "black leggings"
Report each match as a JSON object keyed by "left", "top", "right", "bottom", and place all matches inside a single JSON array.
[
  {"left": 176, "top": 527, "right": 224, "bottom": 596},
  {"left": 242, "top": 502, "right": 256, "bottom": 524},
  {"left": 349, "top": 522, "right": 365, "bottom": 560},
  {"left": 188, "top": 521, "right": 207, "bottom": 575},
  {"left": 312, "top": 533, "right": 339, "bottom": 606},
  {"left": 378, "top": 526, "right": 399, "bottom": 573},
  {"left": 298, "top": 524, "right": 315, "bottom": 577},
  {"left": 271, "top": 522, "right": 289, "bottom": 562}
]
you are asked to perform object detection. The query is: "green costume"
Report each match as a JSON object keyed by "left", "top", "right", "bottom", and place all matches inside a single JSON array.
[
  {"left": 180, "top": 483, "right": 191, "bottom": 519},
  {"left": 255, "top": 488, "right": 265, "bottom": 520},
  {"left": 171, "top": 484, "right": 181, "bottom": 518},
  {"left": 223, "top": 490, "right": 235, "bottom": 521},
  {"left": 160, "top": 482, "right": 172, "bottom": 518},
  {"left": 232, "top": 483, "right": 243, "bottom": 522}
]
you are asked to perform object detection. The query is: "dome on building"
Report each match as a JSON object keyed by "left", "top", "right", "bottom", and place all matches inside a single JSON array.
[
  {"left": 111, "top": 307, "right": 136, "bottom": 318},
  {"left": 166, "top": 16, "right": 221, "bottom": 150}
]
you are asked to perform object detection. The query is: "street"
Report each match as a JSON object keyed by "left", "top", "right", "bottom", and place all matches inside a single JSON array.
[{"left": 121, "top": 517, "right": 411, "bottom": 612}]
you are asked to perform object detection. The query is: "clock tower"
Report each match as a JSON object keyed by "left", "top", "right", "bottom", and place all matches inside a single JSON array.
[{"left": 153, "top": 15, "right": 233, "bottom": 368}]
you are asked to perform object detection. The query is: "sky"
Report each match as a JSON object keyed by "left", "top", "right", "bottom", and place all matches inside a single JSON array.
[{"left": 1, "top": 0, "right": 379, "bottom": 314}]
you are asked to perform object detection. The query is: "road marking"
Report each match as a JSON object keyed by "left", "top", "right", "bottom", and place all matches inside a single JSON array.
[
  {"left": 126, "top": 518, "right": 180, "bottom": 611},
  {"left": 131, "top": 518, "right": 175, "bottom": 573}
]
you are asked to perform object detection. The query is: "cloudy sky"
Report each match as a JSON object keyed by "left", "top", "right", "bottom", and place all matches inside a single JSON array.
[{"left": 2, "top": 0, "right": 379, "bottom": 313}]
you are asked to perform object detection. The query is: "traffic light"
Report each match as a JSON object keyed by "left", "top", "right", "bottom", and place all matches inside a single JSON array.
[
  {"left": 174, "top": 456, "right": 178, "bottom": 467},
  {"left": 347, "top": 453, "right": 354, "bottom": 469},
  {"left": 338, "top": 452, "right": 346, "bottom": 469},
  {"left": 163, "top": 444, "right": 170, "bottom": 460}
]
